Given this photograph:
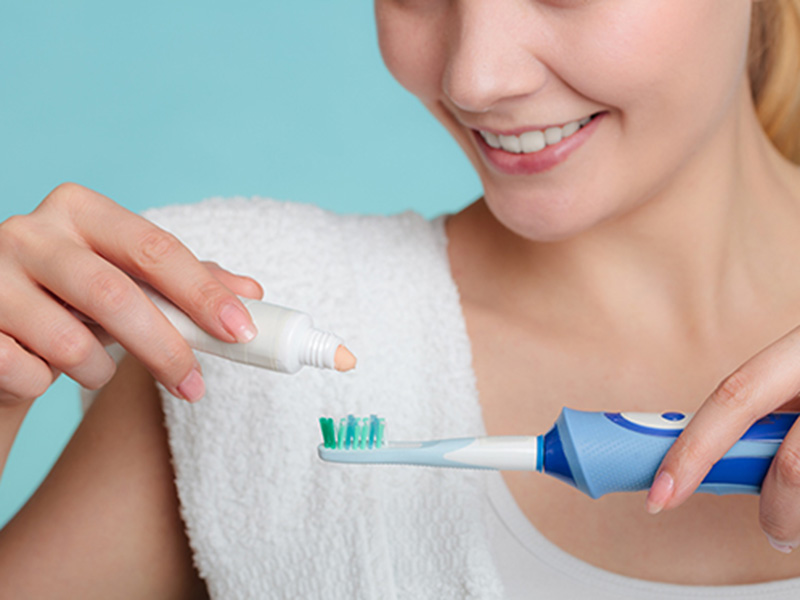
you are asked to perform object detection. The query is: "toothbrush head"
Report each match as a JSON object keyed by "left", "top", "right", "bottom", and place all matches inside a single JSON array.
[
  {"left": 317, "top": 415, "right": 489, "bottom": 469},
  {"left": 319, "top": 414, "right": 386, "bottom": 451}
]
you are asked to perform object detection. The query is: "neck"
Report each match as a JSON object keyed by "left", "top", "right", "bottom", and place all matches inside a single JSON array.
[{"left": 449, "top": 85, "right": 800, "bottom": 344}]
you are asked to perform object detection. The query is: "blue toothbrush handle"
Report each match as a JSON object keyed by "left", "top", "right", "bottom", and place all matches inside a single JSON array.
[{"left": 542, "top": 409, "right": 800, "bottom": 499}]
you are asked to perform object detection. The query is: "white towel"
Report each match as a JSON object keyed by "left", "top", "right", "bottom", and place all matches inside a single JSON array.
[{"left": 141, "top": 198, "right": 504, "bottom": 599}]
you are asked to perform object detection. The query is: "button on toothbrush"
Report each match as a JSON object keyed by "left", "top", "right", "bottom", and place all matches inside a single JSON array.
[{"left": 318, "top": 410, "right": 800, "bottom": 499}]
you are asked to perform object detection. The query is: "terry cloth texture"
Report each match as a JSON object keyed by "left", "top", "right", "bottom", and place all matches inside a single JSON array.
[
  {"left": 143, "top": 198, "right": 504, "bottom": 599},
  {"left": 78, "top": 197, "right": 800, "bottom": 598}
]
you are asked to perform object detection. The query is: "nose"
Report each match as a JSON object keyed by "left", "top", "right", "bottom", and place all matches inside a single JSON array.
[{"left": 443, "top": 1, "right": 548, "bottom": 114}]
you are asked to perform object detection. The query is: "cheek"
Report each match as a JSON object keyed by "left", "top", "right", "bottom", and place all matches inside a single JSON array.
[
  {"left": 556, "top": 1, "right": 751, "bottom": 122},
  {"left": 482, "top": 2, "right": 753, "bottom": 242},
  {"left": 375, "top": 5, "right": 444, "bottom": 103}
]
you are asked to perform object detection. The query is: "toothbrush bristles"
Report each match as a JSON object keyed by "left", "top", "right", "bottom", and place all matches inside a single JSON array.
[
  {"left": 368, "top": 416, "right": 378, "bottom": 447},
  {"left": 318, "top": 414, "right": 386, "bottom": 450},
  {"left": 319, "top": 417, "right": 336, "bottom": 449}
]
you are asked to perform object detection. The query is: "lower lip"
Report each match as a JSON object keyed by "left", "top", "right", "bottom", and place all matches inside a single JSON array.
[{"left": 474, "top": 113, "right": 604, "bottom": 176}]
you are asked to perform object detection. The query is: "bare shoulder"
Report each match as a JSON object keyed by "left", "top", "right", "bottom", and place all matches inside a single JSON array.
[{"left": 0, "top": 355, "right": 208, "bottom": 599}]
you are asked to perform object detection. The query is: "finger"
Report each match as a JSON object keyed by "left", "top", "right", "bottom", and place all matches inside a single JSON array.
[
  {"left": 646, "top": 327, "right": 800, "bottom": 514},
  {"left": 83, "top": 322, "right": 115, "bottom": 347},
  {"left": 0, "top": 275, "right": 115, "bottom": 391},
  {"left": 0, "top": 332, "right": 57, "bottom": 405},
  {"left": 759, "top": 419, "right": 800, "bottom": 552},
  {"left": 24, "top": 244, "right": 203, "bottom": 401},
  {"left": 201, "top": 261, "right": 264, "bottom": 300},
  {"left": 62, "top": 190, "right": 257, "bottom": 344}
]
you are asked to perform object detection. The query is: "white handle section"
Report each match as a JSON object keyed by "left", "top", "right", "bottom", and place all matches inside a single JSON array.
[{"left": 443, "top": 436, "right": 539, "bottom": 471}]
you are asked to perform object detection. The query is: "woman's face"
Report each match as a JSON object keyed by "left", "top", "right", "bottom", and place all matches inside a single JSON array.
[{"left": 375, "top": 0, "right": 754, "bottom": 241}]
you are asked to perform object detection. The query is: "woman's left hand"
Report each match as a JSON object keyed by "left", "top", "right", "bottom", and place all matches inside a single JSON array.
[{"left": 647, "top": 326, "right": 800, "bottom": 553}]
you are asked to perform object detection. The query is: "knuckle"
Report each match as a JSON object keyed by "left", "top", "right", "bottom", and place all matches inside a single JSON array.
[
  {"left": 51, "top": 327, "right": 96, "bottom": 371},
  {"left": 132, "top": 229, "right": 182, "bottom": 271},
  {"left": 188, "top": 278, "right": 229, "bottom": 313},
  {"left": 773, "top": 445, "right": 800, "bottom": 489},
  {"left": 0, "top": 214, "right": 35, "bottom": 254},
  {"left": 669, "top": 434, "right": 695, "bottom": 462},
  {"left": 667, "top": 433, "right": 711, "bottom": 474},
  {"left": 41, "top": 182, "right": 86, "bottom": 211},
  {"left": 710, "top": 370, "right": 755, "bottom": 412},
  {"left": 85, "top": 271, "right": 132, "bottom": 316},
  {"left": 0, "top": 339, "right": 19, "bottom": 379},
  {"left": 201, "top": 260, "right": 222, "bottom": 271},
  {"left": 0, "top": 338, "right": 53, "bottom": 401},
  {"left": 24, "top": 373, "right": 54, "bottom": 402}
]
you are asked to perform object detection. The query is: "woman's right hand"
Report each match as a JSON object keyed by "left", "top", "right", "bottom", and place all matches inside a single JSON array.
[{"left": 0, "top": 182, "right": 263, "bottom": 406}]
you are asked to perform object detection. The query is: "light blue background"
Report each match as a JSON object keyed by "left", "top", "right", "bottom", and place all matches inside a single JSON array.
[{"left": 0, "top": 1, "right": 480, "bottom": 527}]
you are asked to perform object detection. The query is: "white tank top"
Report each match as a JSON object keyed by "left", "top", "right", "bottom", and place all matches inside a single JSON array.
[{"left": 487, "top": 472, "right": 800, "bottom": 599}]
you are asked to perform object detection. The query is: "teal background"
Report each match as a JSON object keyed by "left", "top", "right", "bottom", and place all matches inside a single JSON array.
[{"left": 0, "top": 1, "right": 480, "bottom": 527}]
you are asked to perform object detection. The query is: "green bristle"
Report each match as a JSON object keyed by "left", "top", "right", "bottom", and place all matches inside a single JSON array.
[
  {"left": 377, "top": 418, "right": 386, "bottom": 448},
  {"left": 319, "top": 417, "right": 335, "bottom": 448},
  {"left": 337, "top": 418, "right": 346, "bottom": 449},
  {"left": 320, "top": 414, "right": 387, "bottom": 451},
  {"left": 326, "top": 417, "right": 337, "bottom": 448},
  {"left": 354, "top": 418, "right": 363, "bottom": 449}
]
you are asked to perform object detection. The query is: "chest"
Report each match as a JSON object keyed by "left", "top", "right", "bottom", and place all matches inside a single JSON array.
[{"left": 465, "top": 305, "right": 800, "bottom": 585}]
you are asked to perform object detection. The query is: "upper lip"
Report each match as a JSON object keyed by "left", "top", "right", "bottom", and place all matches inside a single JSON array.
[{"left": 468, "top": 113, "right": 599, "bottom": 137}]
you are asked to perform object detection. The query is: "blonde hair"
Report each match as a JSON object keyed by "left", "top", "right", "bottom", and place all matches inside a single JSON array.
[{"left": 749, "top": 0, "right": 800, "bottom": 164}]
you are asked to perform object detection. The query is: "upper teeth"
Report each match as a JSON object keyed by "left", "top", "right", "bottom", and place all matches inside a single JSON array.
[{"left": 480, "top": 116, "right": 592, "bottom": 154}]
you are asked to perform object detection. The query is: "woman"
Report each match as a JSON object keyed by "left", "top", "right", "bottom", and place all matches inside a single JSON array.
[{"left": 1, "top": 1, "right": 800, "bottom": 597}]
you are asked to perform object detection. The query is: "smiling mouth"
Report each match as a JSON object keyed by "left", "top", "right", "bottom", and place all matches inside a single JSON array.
[{"left": 477, "top": 114, "right": 601, "bottom": 154}]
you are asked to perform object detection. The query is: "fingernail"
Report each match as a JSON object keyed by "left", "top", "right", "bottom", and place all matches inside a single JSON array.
[
  {"left": 220, "top": 303, "right": 257, "bottom": 343},
  {"left": 177, "top": 368, "right": 205, "bottom": 403},
  {"left": 646, "top": 471, "right": 674, "bottom": 514},
  {"left": 766, "top": 535, "right": 797, "bottom": 554}
]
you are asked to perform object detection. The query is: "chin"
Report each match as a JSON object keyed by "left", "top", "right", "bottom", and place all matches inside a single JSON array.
[{"left": 484, "top": 190, "right": 613, "bottom": 243}]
